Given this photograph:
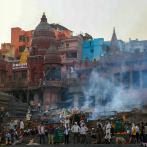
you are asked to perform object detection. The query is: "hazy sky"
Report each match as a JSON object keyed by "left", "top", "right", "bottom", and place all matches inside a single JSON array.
[{"left": 0, "top": 0, "right": 147, "bottom": 45}]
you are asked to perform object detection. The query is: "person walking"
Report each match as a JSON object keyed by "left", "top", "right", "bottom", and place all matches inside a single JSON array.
[
  {"left": 105, "top": 120, "right": 111, "bottom": 143},
  {"left": 129, "top": 123, "right": 137, "bottom": 144},
  {"left": 48, "top": 123, "right": 55, "bottom": 144},
  {"left": 20, "top": 119, "right": 24, "bottom": 133},
  {"left": 126, "top": 124, "right": 131, "bottom": 142},
  {"left": 144, "top": 123, "right": 147, "bottom": 142},
  {"left": 97, "top": 119, "right": 103, "bottom": 132},
  {"left": 140, "top": 122, "right": 145, "bottom": 142},
  {"left": 14, "top": 118, "right": 18, "bottom": 129},
  {"left": 136, "top": 124, "right": 140, "bottom": 143},
  {"left": 79, "top": 123, "right": 88, "bottom": 144},
  {"left": 111, "top": 118, "right": 116, "bottom": 138},
  {"left": 97, "top": 124, "right": 103, "bottom": 144},
  {"left": 9, "top": 120, "right": 15, "bottom": 133},
  {"left": 71, "top": 122, "right": 80, "bottom": 144},
  {"left": 64, "top": 123, "right": 70, "bottom": 144},
  {"left": 38, "top": 122, "right": 45, "bottom": 144}
]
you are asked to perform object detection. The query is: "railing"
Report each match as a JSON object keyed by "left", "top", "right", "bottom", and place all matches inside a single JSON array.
[
  {"left": 39, "top": 79, "right": 68, "bottom": 87},
  {"left": 61, "top": 58, "right": 77, "bottom": 62},
  {"left": 0, "top": 49, "right": 10, "bottom": 52},
  {"left": 58, "top": 46, "right": 78, "bottom": 51}
]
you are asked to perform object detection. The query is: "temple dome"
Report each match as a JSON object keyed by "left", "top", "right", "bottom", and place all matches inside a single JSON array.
[
  {"left": 44, "top": 43, "right": 61, "bottom": 64},
  {"left": 29, "top": 12, "right": 57, "bottom": 57}
]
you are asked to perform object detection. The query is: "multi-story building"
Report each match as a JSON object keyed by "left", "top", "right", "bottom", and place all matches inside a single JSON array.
[
  {"left": 58, "top": 35, "right": 83, "bottom": 74},
  {"left": 125, "top": 38, "right": 147, "bottom": 53},
  {"left": 0, "top": 43, "right": 15, "bottom": 62}
]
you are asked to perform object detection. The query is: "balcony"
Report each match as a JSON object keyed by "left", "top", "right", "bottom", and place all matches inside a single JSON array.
[
  {"left": 61, "top": 58, "right": 78, "bottom": 63},
  {"left": 18, "top": 42, "right": 27, "bottom": 46},
  {"left": 0, "top": 48, "right": 10, "bottom": 52},
  {"left": 39, "top": 80, "right": 68, "bottom": 88},
  {"left": 58, "top": 46, "right": 78, "bottom": 52}
]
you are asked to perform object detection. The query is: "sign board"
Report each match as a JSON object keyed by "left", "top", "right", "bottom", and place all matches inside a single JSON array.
[{"left": 13, "top": 63, "right": 27, "bottom": 69}]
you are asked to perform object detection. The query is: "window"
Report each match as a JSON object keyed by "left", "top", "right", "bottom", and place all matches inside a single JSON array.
[
  {"left": 57, "top": 42, "right": 60, "bottom": 47},
  {"left": 62, "top": 42, "right": 64, "bottom": 45},
  {"left": 19, "top": 36, "right": 22, "bottom": 42},
  {"left": 66, "top": 52, "right": 77, "bottom": 58},
  {"left": 2, "top": 55, "right": 5, "bottom": 58},
  {"left": 66, "top": 44, "right": 69, "bottom": 47},
  {"left": 19, "top": 46, "right": 25, "bottom": 52},
  {"left": 26, "top": 37, "right": 29, "bottom": 42},
  {"left": 132, "top": 71, "right": 140, "bottom": 89},
  {"left": 16, "top": 49, "right": 18, "bottom": 52},
  {"left": 34, "top": 73, "right": 38, "bottom": 81},
  {"left": 122, "top": 72, "right": 130, "bottom": 90},
  {"left": 91, "top": 49, "right": 94, "bottom": 53},
  {"left": 23, "top": 37, "right": 25, "bottom": 42},
  {"left": 14, "top": 71, "right": 18, "bottom": 80},
  {"left": 142, "top": 70, "right": 147, "bottom": 88},
  {"left": 61, "top": 53, "right": 64, "bottom": 55},
  {"left": 9, "top": 76, "right": 12, "bottom": 81},
  {"left": 114, "top": 73, "right": 121, "bottom": 87},
  {"left": 22, "top": 71, "right": 27, "bottom": 79}
]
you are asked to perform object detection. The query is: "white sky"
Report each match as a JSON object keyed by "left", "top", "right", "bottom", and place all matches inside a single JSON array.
[{"left": 0, "top": 0, "right": 147, "bottom": 45}]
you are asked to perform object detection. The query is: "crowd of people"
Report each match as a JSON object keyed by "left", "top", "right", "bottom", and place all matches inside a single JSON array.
[
  {"left": 126, "top": 122, "right": 147, "bottom": 144},
  {"left": 1, "top": 105, "right": 147, "bottom": 145}
]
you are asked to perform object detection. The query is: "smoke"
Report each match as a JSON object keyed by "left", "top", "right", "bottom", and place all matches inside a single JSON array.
[{"left": 81, "top": 67, "right": 144, "bottom": 120}]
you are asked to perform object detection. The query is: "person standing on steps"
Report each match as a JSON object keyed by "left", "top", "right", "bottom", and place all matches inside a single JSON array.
[
  {"left": 71, "top": 122, "right": 80, "bottom": 144},
  {"left": 38, "top": 122, "right": 45, "bottom": 144},
  {"left": 48, "top": 123, "right": 55, "bottom": 144},
  {"left": 64, "top": 123, "right": 70, "bottom": 144}
]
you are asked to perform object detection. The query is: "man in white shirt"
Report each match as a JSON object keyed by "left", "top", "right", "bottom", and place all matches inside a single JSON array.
[
  {"left": 20, "top": 119, "right": 24, "bottom": 133},
  {"left": 79, "top": 123, "right": 88, "bottom": 144},
  {"left": 14, "top": 119, "right": 18, "bottom": 128},
  {"left": 65, "top": 117, "right": 70, "bottom": 127},
  {"left": 71, "top": 122, "right": 80, "bottom": 144},
  {"left": 105, "top": 120, "right": 111, "bottom": 143},
  {"left": 64, "top": 123, "right": 70, "bottom": 144}
]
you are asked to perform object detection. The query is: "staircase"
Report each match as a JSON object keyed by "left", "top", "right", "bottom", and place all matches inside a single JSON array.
[{"left": 0, "top": 91, "right": 28, "bottom": 118}]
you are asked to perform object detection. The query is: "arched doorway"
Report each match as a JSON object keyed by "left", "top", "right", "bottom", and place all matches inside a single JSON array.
[{"left": 31, "top": 68, "right": 38, "bottom": 82}]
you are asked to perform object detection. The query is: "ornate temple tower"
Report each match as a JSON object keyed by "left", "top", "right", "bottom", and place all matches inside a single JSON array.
[
  {"left": 109, "top": 28, "right": 120, "bottom": 55},
  {"left": 42, "top": 43, "right": 67, "bottom": 109},
  {"left": 28, "top": 13, "right": 57, "bottom": 83}
]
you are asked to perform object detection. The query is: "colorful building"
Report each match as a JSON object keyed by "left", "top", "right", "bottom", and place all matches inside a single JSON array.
[
  {"left": 0, "top": 43, "right": 15, "bottom": 62},
  {"left": 11, "top": 23, "right": 72, "bottom": 57},
  {"left": 58, "top": 35, "right": 83, "bottom": 74},
  {"left": 83, "top": 29, "right": 125, "bottom": 62}
]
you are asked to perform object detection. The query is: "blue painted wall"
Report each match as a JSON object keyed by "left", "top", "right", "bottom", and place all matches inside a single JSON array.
[
  {"left": 83, "top": 38, "right": 109, "bottom": 62},
  {"left": 83, "top": 39, "right": 123, "bottom": 61}
]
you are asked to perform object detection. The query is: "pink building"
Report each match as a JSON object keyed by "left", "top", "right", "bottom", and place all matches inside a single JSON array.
[{"left": 57, "top": 35, "right": 83, "bottom": 74}]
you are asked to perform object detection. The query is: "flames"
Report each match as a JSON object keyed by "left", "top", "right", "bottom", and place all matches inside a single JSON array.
[{"left": 122, "top": 114, "right": 127, "bottom": 120}]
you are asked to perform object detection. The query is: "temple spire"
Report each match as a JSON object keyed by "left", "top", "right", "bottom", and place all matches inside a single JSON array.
[
  {"left": 109, "top": 28, "right": 120, "bottom": 55},
  {"left": 41, "top": 12, "right": 47, "bottom": 22}
]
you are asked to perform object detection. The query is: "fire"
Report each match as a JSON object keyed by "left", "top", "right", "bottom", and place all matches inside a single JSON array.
[{"left": 122, "top": 114, "right": 127, "bottom": 120}]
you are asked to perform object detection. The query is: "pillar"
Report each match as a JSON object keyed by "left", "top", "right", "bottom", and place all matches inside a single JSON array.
[
  {"left": 130, "top": 71, "right": 133, "bottom": 89},
  {"left": 34, "top": 94, "right": 39, "bottom": 109},
  {"left": 120, "top": 72, "right": 122, "bottom": 90},
  {"left": 74, "top": 94, "right": 78, "bottom": 107},
  {"left": 140, "top": 70, "right": 142, "bottom": 89}
]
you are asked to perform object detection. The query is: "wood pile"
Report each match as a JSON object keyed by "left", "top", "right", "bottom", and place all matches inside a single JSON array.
[
  {"left": 15, "top": 120, "right": 40, "bottom": 132},
  {"left": 0, "top": 91, "right": 28, "bottom": 116}
]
